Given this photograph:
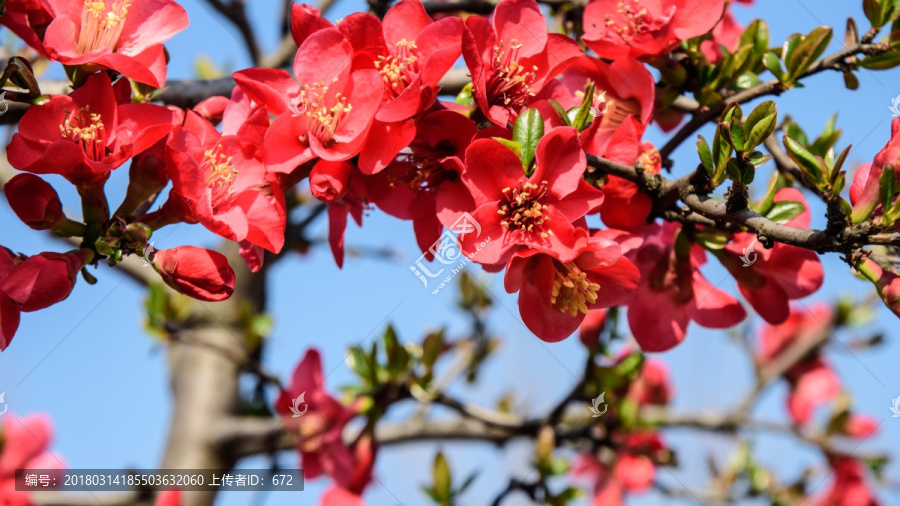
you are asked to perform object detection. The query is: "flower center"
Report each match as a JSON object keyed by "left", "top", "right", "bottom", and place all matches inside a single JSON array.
[
  {"left": 497, "top": 180, "right": 552, "bottom": 237},
  {"left": 551, "top": 261, "right": 600, "bottom": 316},
  {"left": 77, "top": 0, "right": 131, "bottom": 54},
  {"left": 375, "top": 39, "right": 420, "bottom": 98},
  {"left": 59, "top": 106, "right": 106, "bottom": 161},
  {"left": 203, "top": 144, "right": 238, "bottom": 200},
  {"left": 600, "top": 0, "right": 666, "bottom": 43},
  {"left": 290, "top": 78, "right": 352, "bottom": 147},
  {"left": 485, "top": 39, "right": 538, "bottom": 113}
]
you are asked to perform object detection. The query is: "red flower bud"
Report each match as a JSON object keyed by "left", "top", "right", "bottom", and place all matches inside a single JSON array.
[
  {"left": 0, "top": 250, "right": 91, "bottom": 312},
  {"left": 310, "top": 160, "right": 353, "bottom": 203},
  {"left": 4, "top": 174, "right": 63, "bottom": 230},
  {"left": 155, "top": 246, "right": 235, "bottom": 301}
]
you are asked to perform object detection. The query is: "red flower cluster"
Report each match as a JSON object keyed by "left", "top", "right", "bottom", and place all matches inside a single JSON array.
[{"left": 0, "top": 414, "right": 64, "bottom": 505}]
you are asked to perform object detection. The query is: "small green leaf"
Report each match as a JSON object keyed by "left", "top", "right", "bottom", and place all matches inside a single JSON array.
[
  {"left": 743, "top": 101, "right": 777, "bottom": 149},
  {"left": 781, "top": 33, "right": 803, "bottom": 66},
  {"left": 613, "top": 352, "right": 644, "bottom": 379},
  {"left": 571, "top": 81, "right": 595, "bottom": 131},
  {"left": 725, "top": 158, "right": 755, "bottom": 184},
  {"left": 547, "top": 99, "right": 571, "bottom": 126},
  {"left": 697, "top": 135, "right": 714, "bottom": 176},
  {"left": 843, "top": 70, "right": 860, "bottom": 90},
  {"left": 694, "top": 229, "right": 731, "bottom": 250},
  {"left": 860, "top": 51, "right": 900, "bottom": 70},
  {"left": 433, "top": 452, "right": 452, "bottom": 501},
  {"left": 494, "top": 138, "right": 522, "bottom": 158},
  {"left": 454, "top": 83, "right": 473, "bottom": 106},
  {"left": 880, "top": 163, "right": 896, "bottom": 210},
  {"left": 783, "top": 135, "right": 824, "bottom": 183},
  {"left": 512, "top": 108, "right": 544, "bottom": 174},
  {"left": 727, "top": 119, "right": 747, "bottom": 152},
  {"left": 762, "top": 52, "right": 785, "bottom": 81},
  {"left": 766, "top": 200, "right": 806, "bottom": 224},
  {"left": 787, "top": 27, "right": 832, "bottom": 81}
]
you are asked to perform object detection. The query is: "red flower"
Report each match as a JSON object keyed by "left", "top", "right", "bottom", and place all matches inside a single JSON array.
[
  {"left": 592, "top": 117, "right": 660, "bottom": 230},
  {"left": 850, "top": 117, "right": 900, "bottom": 222},
  {"left": 234, "top": 28, "right": 382, "bottom": 173},
  {"left": 759, "top": 304, "right": 839, "bottom": 424},
  {"left": 7, "top": 73, "right": 175, "bottom": 185},
  {"left": 155, "top": 490, "right": 181, "bottom": 506},
  {"left": 578, "top": 309, "right": 608, "bottom": 347},
  {"left": 372, "top": 0, "right": 462, "bottom": 122},
  {"left": 0, "top": 413, "right": 64, "bottom": 505},
  {"left": 276, "top": 349, "right": 359, "bottom": 483},
  {"left": 814, "top": 456, "right": 881, "bottom": 506},
  {"left": 857, "top": 259, "right": 900, "bottom": 317},
  {"left": 4, "top": 174, "right": 64, "bottom": 230},
  {"left": 534, "top": 55, "right": 655, "bottom": 154},
  {"left": 504, "top": 229, "right": 639, "bottom": 342},
  {"left": 1, "top": 250, "right": 91, "bottom": 314},
  {"left": 154, "top": 246, "right": 235, "bottom": 302},
  {"left": 311, "top": 160, "right": 354, "bottom": 203},
  {"left": 458, "top": 127, "right": 604, "bottom": 266},
  {"left": 618, "top": 222, "right": 746, "bottom": 352},
  {"left": 717, "top": 188, "right": 824, "bottom": 324},
  {"left": 462, "top": 0, "right": 582, "bottom": 126},
  {"left": 289, "top": 4, "right": 334, "bottom": 47},
  {"left": 582, "top": 0, "right": 726, "bottom": 61},
  {"left": 165, "top": 94, "right": 286, "bottom": 254},
  {"left": 700, "top": 9, "right": 744, "bottom": 63},
  {"left": 326, "top": 178, "right": 368, "bottom": 269},
  {"left": 1, "top": 0, "right": 189, "bottom": 87},
  {"left": 572, "top": 430, "right": 666, "bottom": 505},
  {"left": 366, "top": 110, "right": 490, "bottom": 258}
]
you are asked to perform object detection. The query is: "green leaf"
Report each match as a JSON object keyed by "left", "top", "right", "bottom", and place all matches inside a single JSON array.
[
  {"left": 860, "top": 51, "right": 900, "bottom": 70},
  {"left": 512, "top": 108, "right": 544, "bottom": 174},
  {"left": 454, "top": 83, "right": 473, "bottom": 106},
  {"left": 422, "top": 330, "right": 444, "bottom": 369},
  {"left": 725, "top": 158, "right": 755, "bottom": 184},
  {"left": 712, "top": 123, "right": 733, "bottom": 183},
  {"left": 547, "top": 99, "right": 571, "bottom": 126},
  {"left": 571, "top": 81, "right": 595, "bottom": 131},
  {"left": 843, "top": 70, "right": 860, "bottom": 90},
  {"left": 784, "top": 121, "right": 808, "bottom": 147},
  {"left": 787, "top": 27, "right": 832, "bottom": 81},
  {"left": 865, "top": 0, "right": 882, "bottom": 26},
  {"left": 739, "top": 19, "right": 770, "bottom": 64},
  {"left": 727, "top": 119, "right": 747, "bottom": 152},
  {"left": 743, "top": 101, "right": 777, "bottom": 149},
  {"left": 762, "top": 52, "right": 785, "bottom": 81},
  {"left": 783, "top": 135, "right": 824, "bottom": 183},
  {"left": 781, "top": 33, "right": 802, "bottom": 66},
  {"left": 697, "top": 135, "right": 714, "bottom": 176},
  {"left": 733, "top": 72, "right": 762, "bottom": 90},
  {"left": 614, "top": 352, "right": 644, "bottom": 379},
  {"left": 494, "top": 138, "right": 522, "bottom": 159},
  {"left": 766, "top": 200, "right": 806, "bottom": 224},
  {"left": 347, "top": 347, "right": 373, "bottom": 384},
  {"left": 695, "top": 229, "right": 731, "bottom": 250},
  {"left": 433, "top": 452, "right": 452, "bottom": 501},
  {"left": 880, "top": 163, "right": 896, "bottom": 210}
]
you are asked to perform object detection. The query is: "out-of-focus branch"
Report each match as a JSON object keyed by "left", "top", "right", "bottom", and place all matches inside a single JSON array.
[{"left": 204, "top": 0, "right": 262, "bottom": 65}]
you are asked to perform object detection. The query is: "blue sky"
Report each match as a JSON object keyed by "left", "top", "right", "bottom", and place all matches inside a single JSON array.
[{"left": 2, "top": 0, "right": 900, "bottom": 505}]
